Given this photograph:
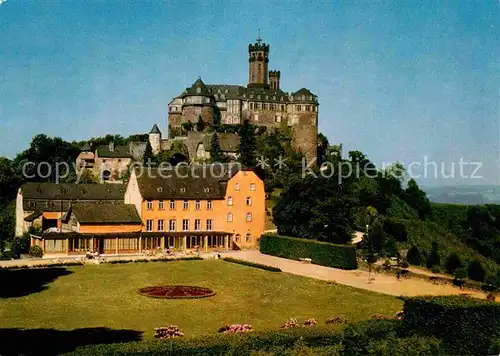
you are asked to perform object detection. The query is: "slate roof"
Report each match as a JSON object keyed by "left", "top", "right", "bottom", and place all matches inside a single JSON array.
[
  {"left": 21, "top": 183, "right": 125, "bottom": 201},
  {"left": 96, "top": 145, "right": 132, "bottom": 158},
  {"left": 150, "top": 124, "right": 162, "bottom": 134},
  {"left": 64, "top": 203, "right": 142, "bottom": 225},
  {"left": 185, "top": 78, "right": 212, "bottom": 96},
  {"left": 203, "top": 133, "right": 239, "bottom": 153},
  {"left": 292, "top": 88, "right": 318, "bottom": 103},
  {"left": 135, "top": 164, "right": 243, "bottom": 200}
]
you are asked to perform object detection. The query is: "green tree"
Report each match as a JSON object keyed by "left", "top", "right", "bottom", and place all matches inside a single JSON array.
[
  {"left": 406, "top": 245, "right": 423, "bottom": 266},
  {"left": 445, "top": 253, "right": 463, "bottom": 274},
  {"left": 143, "top": 140, "right": 154, "bottom": 164},
  {"left": 196, "top": 116, "right": 206, "bottom": 132},
  {"left": 467, "top": 259, "right": 486, "bottom": 282},
  {"left": 426, "top": 242, "right": 441, "bottom": 269},
  {"left": 181, "top": 121, "right": 194, "bottom": 133},
  {"left": 238, "top": 119, "right": 257, "bottom": 168},
  {"left": 210, "top": 133, "right": 225, "bottom": 163},
  {"left": 317, "top": 133, "right": 329, "bottom": 165},
  {"left": 403, "top": 179, "right": 431, "bottom": 219}
]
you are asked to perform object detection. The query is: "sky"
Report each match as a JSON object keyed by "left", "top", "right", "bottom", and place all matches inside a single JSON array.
[{"left": 0, "top": 0, "right": 498, "bottom": 186}]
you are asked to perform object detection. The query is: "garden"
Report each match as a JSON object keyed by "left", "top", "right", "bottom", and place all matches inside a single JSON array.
[{"left": 0, "top": 259, "right": 401, "bottom": 355}]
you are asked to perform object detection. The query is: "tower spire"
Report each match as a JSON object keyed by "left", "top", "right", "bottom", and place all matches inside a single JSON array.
[{"left": 257, "top": 29, "right": 262, "bottom": 44}]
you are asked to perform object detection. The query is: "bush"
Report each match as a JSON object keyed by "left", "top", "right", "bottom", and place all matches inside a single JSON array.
[
  {"left": 29, "top": 245, "right": 43, "bottom": 258},
  {"left": 467, "top": 259, "right": 486, "bottom": 282},
  {"left": 430, "top": 266, "right": 441, "bottom": 274},
  {"left": 10, "top": 234, "right": 30, "bottom": 258},
  {"left": 223, "top": 257, "right": 282, "bottom": 272},
  {"left": 260, "top": 234, "right": 357, "bottom": 270},
  {"left": 383, "top": 219, "right": 408, "bottom": 242},
  {"left": 444, "top": 253, "right": 462, "bottom": 274},
  {"left": 68, "top": 328, "right": 344, "bottom": 355},
  {"left": 406, "top": 246, "right": 423, "bottom": 266},
  {"left": 365, "top": 335, "right": 443, "bottom": 356},
  {"left": 490, "top": 339, "right": 500, "bottom": 355},
  {"left": 402, "top": 295, "right": 500, "bottom": 355},
  {"left": 425, "top": 242, "right": 440, "bottom": 269},
  {"left": 342, "top": 319, "right": 403, "bottom": 356}
]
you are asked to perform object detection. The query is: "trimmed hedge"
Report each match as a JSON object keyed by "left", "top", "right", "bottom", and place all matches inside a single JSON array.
[
  {"left": 402, "top": 295, "right": 500, "bottom": 355},
  {"left": 222, "top": 257, "right": 282, "bottom": 272},
  {"left": 66, "top": 327, "right": 343, "bottom": 356},
  {"left": 259, "top": 234, "right": 358, "bottom": 270}
]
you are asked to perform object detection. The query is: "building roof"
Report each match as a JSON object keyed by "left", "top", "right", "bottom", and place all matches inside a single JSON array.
[
  {"left": 96, "top": 144, "right": 132, "bottom": 158},
  {"left": 64, "top": 203, "right": 141, "bottom": 225},
  {"left": 150, "top": 124, "right": 162, "bottom": 135},
  {"left": 21, "top": 183, "right": 125, "bottom": 201},
  {"left": 292, "top": 88, "right": 318, "bottom": 103},
  {"left": 134, "top": 164, "right": 243, "bottom": 200},
  {"left": 203, "top": 132, "right": 239, "bottom": 153},
  {"left": 24, "top": 210, "right": 43, "bottom": 222},
  {"left": 185, "top": 77, "right": 212, "bottom": 96}
]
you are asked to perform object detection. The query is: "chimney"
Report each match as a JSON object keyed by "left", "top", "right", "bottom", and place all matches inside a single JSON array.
[{"left": 109, "top": 142, "right": 114, "bottom": 152}]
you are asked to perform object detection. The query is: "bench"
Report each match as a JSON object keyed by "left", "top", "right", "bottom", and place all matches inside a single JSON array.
[{"left": 299, "top": 258, "right": 312, "bottom": 264}]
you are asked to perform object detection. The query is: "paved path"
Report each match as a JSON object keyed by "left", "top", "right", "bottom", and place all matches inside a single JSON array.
[{"left": 225, "top": 250, "right": 486, "bottom": 299}]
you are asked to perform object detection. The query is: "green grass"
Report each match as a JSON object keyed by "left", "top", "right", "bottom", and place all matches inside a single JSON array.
[{"left": 0, "top": 260, "right": 401, "bottom": 340}]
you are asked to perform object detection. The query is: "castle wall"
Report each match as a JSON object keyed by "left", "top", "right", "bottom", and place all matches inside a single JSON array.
[{"left": 291, "top": 112, "right": 318, "bottom": 165}]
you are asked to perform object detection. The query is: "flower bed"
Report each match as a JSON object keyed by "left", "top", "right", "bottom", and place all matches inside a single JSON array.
[
  {"left": 138, "top": 285, "right": 216, "bottom": 299},
  {"left": 154, "top": 325, "right": 184, "bottom": 339},
  {"left": 218, "top": 324, "right": 253, "bottom": 334}
]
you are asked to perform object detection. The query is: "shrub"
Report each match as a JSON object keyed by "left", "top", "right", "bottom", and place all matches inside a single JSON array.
[
  {"left": 425, "top": 242, "right": 440, "bottom": 269},
  {"left": 383, "top": 219, "right": 408, "bottom": 242},
  {"left": 342, "top": 319, "right": 403, "bottom": 356},
  {"left": 303, "top": 318, "right": 317, "bottom": 327},
  {"left": 10, "top": 235, "right": 30, "bottom": 258},
  {"left": 444, "top": 253, "right": 462, "bottom": 274},
  {"left": 467, "top": 259, "right": 486, "bottom": 282},
  {"left": 365, "top": 335, "right": 443, "bottom": 356},
  {"left": 402, "top": 295, "right": 500, "bottom": 355},
  {"left": 406, "top": 246, "right": 423, "bottom": 266},
  {"left": 223, "top": 257, "right": 282, "bottom": 272},
  {"left": 28, "top": 245, "right": 43, "bottom": 258},
  {"left": 325, "top": 316, "right": 348, "bottom": 324},
  {"left": 490, "top": 339, "right": 500, "bottom": 355},
  {"left": 260, "top": 234, "right": 357, "bottom": 270},
  {"left": 430, "top": 266, "right": 441, "bottom": 274},
  {"left": 154, "top": 326, "right": 184, "bottom": 339},
  {"left": 281, "top": 318, "right": 299, "bottom": 328}
]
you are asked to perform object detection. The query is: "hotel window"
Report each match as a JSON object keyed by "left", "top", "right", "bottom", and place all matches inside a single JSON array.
[
  {"left": 235, "top": 183, "right": 240, "bottom": 191},
  {"left": 207, "top": 200, "right": 212, "bottom": 210},
  {"left": 195, "top": 219, "right": 201, "bottom": 231},
  {"left": 246, "top": 197, "right": 252, "bottom": 206},
  {"left": 195, "top": 200, "right": 201, "bottom": 210},
  {"left": 158, "top": 219, "right": 164, "bottom": 232},
  {"left": 250, "top": 183, "right": 256, "bottom": 191},
  {"left": 182, "top": 219, "right": 189, "bottom": 231},
  {"left": 246, "top": 233, "right": 251, "bottom": 243},
  {"left": 227, "top": 196, "right": 233, "bottom": 206},
  {"left": 169, "top": 200, "right": 176, "bottom": 210},
  {"left": 227, "top": 213, "right": 233, "bottom": 222},
  {"left": 169, "top": 219, "right": 176, "bottom": 232},
  {"left": 146, "top": 219, "right": 153, "bottom": 231},
  {"left": 183, "top": 200, "right": 189, "bottom": 210},
  {"left": 158, "top": 200, "right": 164, "bottom": 210},
  {"left": 246, "top": 213, "right": 252, "bottom": 222},
  {"left": 206, "top": 219, "right": 213, "bottom": 231},
  {"left": 146, "top": 200, "right": 153, "bottom": 210}
]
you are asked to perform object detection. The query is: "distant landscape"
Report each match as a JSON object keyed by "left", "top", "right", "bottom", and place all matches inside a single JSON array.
[{"left": 425, "top": 185, "right": 500, "bottom": 205}]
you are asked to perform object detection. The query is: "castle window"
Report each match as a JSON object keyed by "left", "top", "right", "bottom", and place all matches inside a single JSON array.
[
  {"left": 169, "top": 219, "right": 176, "bottom": 231},
  {"left": 158, "top": 219, "right": 164, "bottom": 232},
  {"left": 264, "top": 103, "right": 269, "bottom": 110},
  {"left": 306, "top": 105, "right": 310, "bottom": 112},
  {"left": 180, "top": 188, "right": 186, "bottom": 193},
  {"left": 281, "top": 104, "right": 285, "bottom": 111},
  {"left": 227, "top": 212, "right": 233, "bottom": 222},
  {"left": 246, "top": 196, "right": 252, "bottom": 206},
  {"left": 246, "top": 212, "right": 252, "bottom": 222},
  {"left": 206, "top": 219, "right": 213, "bottom": 231},
  {"left": 295, "top": 105, "right": 301, "bottom": 112},
  {"left": 146, "top": 219, "right": 153, "bottom": 232},
  {"left": 204, "top": 187, "right": 210, "bottom": 193},
  {"left": 236, "top": 234, "right": 241, "bottom": 242},
  {"left": 183, "top": 200, "right": 189, "bottom": 210},
  {"left": 169, "top": 200, "right": 176, "bottom": 210},
  {"left": 250, "top": 183, "right": 256, "bottom": 191},
  {"left": 182, "top": 219, "right": 189, "bottom": 231},
  {"left": 195, "top": 219, "right": 201, "bottom": 231},
  {"left": 273, "top": 96, "right": 276, "bottom": 100},
  {"left": 280, "top": 97, "right": 284, "bottom": 101},
  {"left": 302, "top": 94, "right": 306, "bottom": 100},
  {"left": 225, "top": 89, "right": 228, "bottom": 93},
  {"left": 157, "top": 187, "right": 163, "bottom": 193},
  {"left": 235, "top": 183, "right": 240, "bottom": 191},
  {"left": 275, "top": 115, "right": 281, "bottom": 123},
  {"left": 146, "top": 200, "right": 153, "bottom": 210},
  {"left": 207, "top": 200, "right": 212, "bottom": 210},
  {"left": 265, "top": 95, "right": 268, "bottom": 100},
  {"left": 250, "top": 94, "right": 253, "bottom": 99},
  {"left": 158, "top": 200, "right": 164, "bottom": 210},
  {"left": 227, "top": 196, "right": 233, "bottom": 206},
  {"left": 246, "top": 233, "right": 252, "bottom": 243},
  {"left": 197, "top": 87, "right": 201, "bottom": 94},
  {"left": 254, "top": 113, "right": 259, "bottom": 122},
  {"left": 29, "top": 201, "right": 35, "bottom": 209},
  {"left": 195, "top": 200, "right": 201, "bottom": 210}
]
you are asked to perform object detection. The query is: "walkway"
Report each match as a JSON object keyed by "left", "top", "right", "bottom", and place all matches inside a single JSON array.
[{"left": 225, "top": 250, "right": 486, "bottom": 299}]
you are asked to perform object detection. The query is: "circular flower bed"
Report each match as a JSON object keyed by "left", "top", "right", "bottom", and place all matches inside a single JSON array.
[{"left": 138, "top": 285, "right": 216, "bottom": 299}]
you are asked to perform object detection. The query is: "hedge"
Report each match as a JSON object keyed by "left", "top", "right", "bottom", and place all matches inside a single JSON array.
[
  {"left": 222, "top": 257, "right": 282, "bottom": 272},
  {"left": 66, "top": 327, "right": 343, "bottom": 356},
  {"left": 259, "top": 234, "right": 358, "bottom": 270},
  {"left": 402, "top": 295, "right": 500, "bottom": 355}
]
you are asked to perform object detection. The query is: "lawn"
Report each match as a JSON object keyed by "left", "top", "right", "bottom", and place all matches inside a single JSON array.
[{"left": 0, "top": 260, "right": 401, "bottom": 340}]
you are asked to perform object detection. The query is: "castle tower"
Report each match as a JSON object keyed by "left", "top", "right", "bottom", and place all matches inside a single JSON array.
[
  {"left": 269, "top": 70, "right": 280, "bottom": 90},
  {"left": 149, "top": 124, "right": 162, "bottom": 154},
  {"left": 248, "top": 36, "right": 270, "bottom": 88}
]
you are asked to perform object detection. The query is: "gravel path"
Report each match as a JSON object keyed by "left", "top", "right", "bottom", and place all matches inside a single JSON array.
[{"left": 225, "top": 250, "right": 486, "bottom": 299}]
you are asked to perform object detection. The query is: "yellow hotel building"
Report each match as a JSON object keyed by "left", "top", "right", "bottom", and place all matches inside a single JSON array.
[{"left": 125, "top": 164, "right": 265, "bottom": 251}]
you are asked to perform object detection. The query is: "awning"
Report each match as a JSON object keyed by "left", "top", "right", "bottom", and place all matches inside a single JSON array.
[{"left": 24, "top": 210, "right": 43, "bottom": 222}]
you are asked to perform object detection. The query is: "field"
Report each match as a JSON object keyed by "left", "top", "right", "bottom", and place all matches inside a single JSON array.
[{"left": 0, "top": 259, "right": 401, "bottom": 352}]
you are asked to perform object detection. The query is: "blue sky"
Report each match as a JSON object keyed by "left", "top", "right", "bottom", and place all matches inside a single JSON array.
[{"left": 0, "top": 0, "right": 498, "bottom": 185}]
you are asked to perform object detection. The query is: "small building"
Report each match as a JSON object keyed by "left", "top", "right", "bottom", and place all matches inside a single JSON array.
[{"left": 16, "top": 182, "right": 125, "bottom": 236}]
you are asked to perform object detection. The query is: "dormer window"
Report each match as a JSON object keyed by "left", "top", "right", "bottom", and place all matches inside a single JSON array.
[
  {"left": 36, "top": 188, "right": 42, "bottom": 193},
  {"left": 204, "top": 187, "right": 210, "bottom": 193},
  {"left": 29, "top": 201, "right": 35, "bottom": 209},
  {"left": 60, "top": 188, "right": 67, "bottom": 194},
  {"left": 180, "top": 188, "right": 186, "bottom": 193},
  {"left": 197, "top": 87, "right": 201, "bottom": 94},
  {"left": 157, "top": 187, "right": 163, "bottom": 193},
  {"left": 82, "top": 189, "right": 88, "bottom": 194}
]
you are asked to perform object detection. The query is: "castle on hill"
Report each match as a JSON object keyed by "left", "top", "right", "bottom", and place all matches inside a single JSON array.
[{"left": 166, "top": 37, "right": 319, "bottom": 163}]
